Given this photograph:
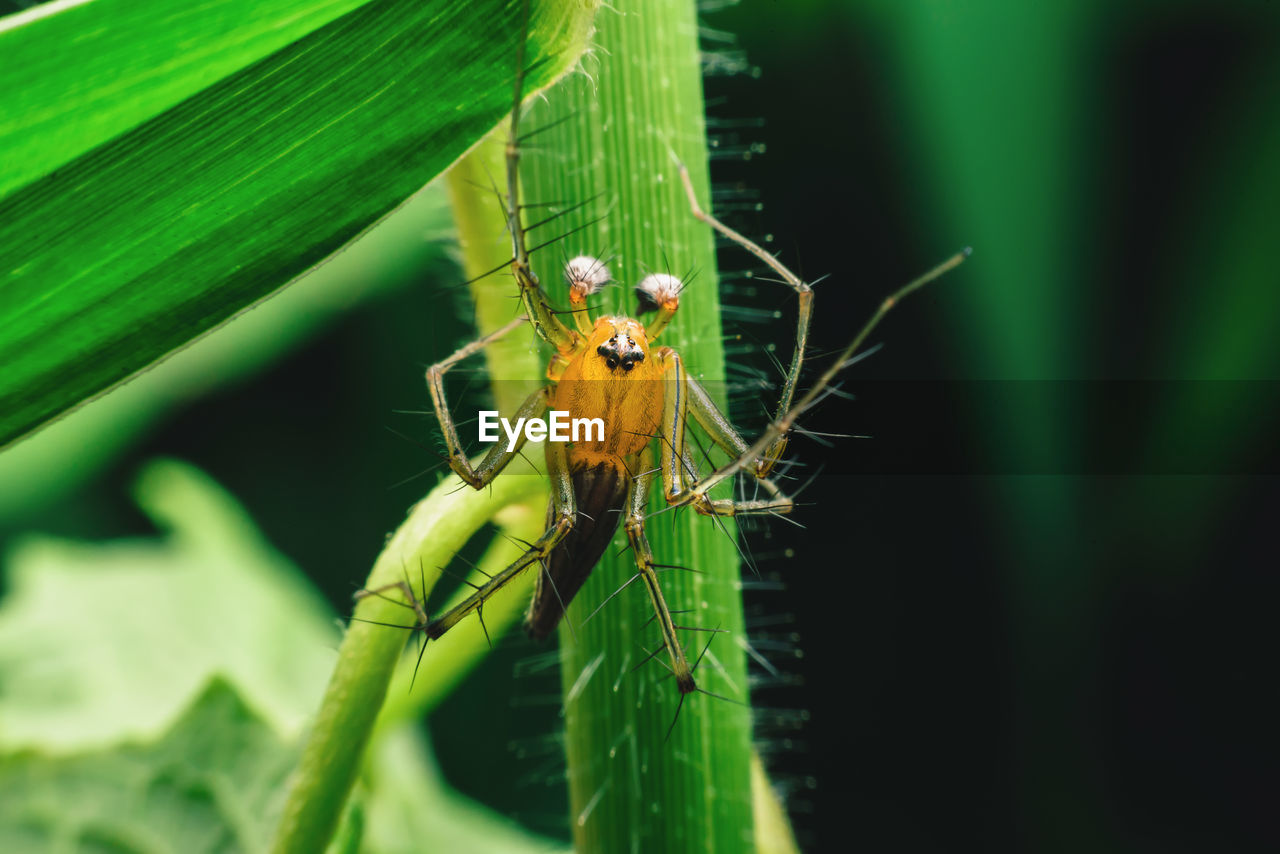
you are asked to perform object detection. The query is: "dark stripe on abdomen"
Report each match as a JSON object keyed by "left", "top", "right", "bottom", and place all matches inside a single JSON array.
[{"left": 525, "top": 461, "right": 629, "bottom": 640}]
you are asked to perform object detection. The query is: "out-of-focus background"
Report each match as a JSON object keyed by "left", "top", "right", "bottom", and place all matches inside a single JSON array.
[{"left": 1, "top": 0, "right": 1276, "bottom": 850}]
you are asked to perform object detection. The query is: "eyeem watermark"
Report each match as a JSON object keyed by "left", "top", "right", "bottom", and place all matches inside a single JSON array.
[{"left": 478, "top": 410, "right": 604, "bottom": 452}]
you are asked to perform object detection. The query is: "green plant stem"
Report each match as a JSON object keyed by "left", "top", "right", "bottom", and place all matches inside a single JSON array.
[
  {"left": 269, "top": 467, "right": 544, "bottom": 854},
  {"left": 361, "top": 128, "right": 566, "bottom": 727},
  {"left": 269, "top": 8, "right": 601, "bottom": 850},
  {"left": 447, "top": 128, "right": 548, "bottom": 409},
  {"left": 372, "top": 500, "right": 544, "bottom": 728},
  {"left": 520, "top": 3, "right": 755, "bottom": 851}
]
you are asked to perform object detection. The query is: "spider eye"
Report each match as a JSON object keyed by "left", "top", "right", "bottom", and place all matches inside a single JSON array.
[{"left": 598, "top": 334, "right": 644, "bottom": 371}]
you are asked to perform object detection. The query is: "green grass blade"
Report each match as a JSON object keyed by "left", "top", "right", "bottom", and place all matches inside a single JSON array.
[
  {"left": 0, "top": 0, "right": 595, "bottom": 450},
  {"left": 520, "top": 2, "right": 755, "bottom": 851}
]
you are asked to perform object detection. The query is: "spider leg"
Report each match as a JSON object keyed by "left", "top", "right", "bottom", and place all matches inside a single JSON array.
[
  {"left": 654, "top": 348, "right": 793, "bottom": 517},
  {"left": 505, "top": 14, "right": 578, "bottom": 353},
  {"left": 426, "top": 318, "right": 551, "bottom": 488},
  {"left": 671, "top": 250, "right": 971, "bottom": 511},
  {"left": 424, "top": 440, "right": 577, "bottom": 640},
  {"left": 677, "top": 162, "right": 811, "bottom": 476},
  {"left": 623, "top": 446, "right": 697, "bottom": 694},
  {"left": 675, "top": 157, "right": 970, "bottom": 506}
]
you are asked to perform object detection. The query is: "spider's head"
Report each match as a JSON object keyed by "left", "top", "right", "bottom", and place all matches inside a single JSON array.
[{"left": 590, "top": 317, "right": 649, "bottom": 373}]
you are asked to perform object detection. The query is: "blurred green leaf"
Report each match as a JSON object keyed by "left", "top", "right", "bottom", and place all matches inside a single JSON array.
[
  {"left": 0, "top": 678, "right": 297, "bottom": 853},
  {"left": 0, "top": 458, "right": 571, "bottom": 852},
  {"left": 0, "top": 459, "right": 337, "bottom": 751},
  {"left": 0, "top": 0, "right": 597, "bottom": 449},
  {"left": 360, "top": 726, "right": 570, "bottom": 854}
]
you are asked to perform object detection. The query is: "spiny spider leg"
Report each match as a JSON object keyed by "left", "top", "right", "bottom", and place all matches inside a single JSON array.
[
  {"left": 654, "top": 348, "right": 793, "bottom": 518},
  {"left": 504, "top": 7, "right": 577, "bottom": 353},
  {"left": 621, "top": 446, "right": 697, "bottom": 694},
  {"left": 677, "top": 162, "right": 811, "bottom": 476},
  {"left": 669, "top": 248, "right": 972, "bottom": 513},
  {"left": 353, "top": 559, "right": 430, "bottom": 629},
  {"left": 435, "top": 441, "right": 576, "bottom": 642},
  {"left": 677, "top": 161, "right": 969, "bottom": 497},
  {"left": 426, "top": 315, "right": 549, "bottom": 488},
  {"left": 352, "top": 559, "right": 433, "bottom": 687},
  {"left": 360, "top": 441, "right": 578, "bottom": 653}
]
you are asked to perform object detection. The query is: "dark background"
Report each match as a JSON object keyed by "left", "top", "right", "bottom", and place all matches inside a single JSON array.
[{"left": 2, "top": 0, "right": 1278, "bottom": 851}]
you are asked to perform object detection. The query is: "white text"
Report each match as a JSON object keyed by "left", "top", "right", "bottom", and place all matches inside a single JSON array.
[{"left": 477, "top": 410, "right": 605, "bottom": 452}]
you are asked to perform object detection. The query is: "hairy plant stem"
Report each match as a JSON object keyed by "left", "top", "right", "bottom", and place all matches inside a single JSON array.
[{"left": 520, "top": 2, "right": 755, "bottom": 851}]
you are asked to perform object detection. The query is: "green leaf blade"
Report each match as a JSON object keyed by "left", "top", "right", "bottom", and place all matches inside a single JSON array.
[
  {"left": 0, "top": 0, "right": 375, "bottom": 196},
  {"left": 0, "top": 0, "right": 597, "bottom": 449}
]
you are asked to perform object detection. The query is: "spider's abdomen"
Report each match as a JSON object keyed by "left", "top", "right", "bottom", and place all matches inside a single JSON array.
[{"left": 526, "top": 459, "right": 629, "bottom": 639}]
